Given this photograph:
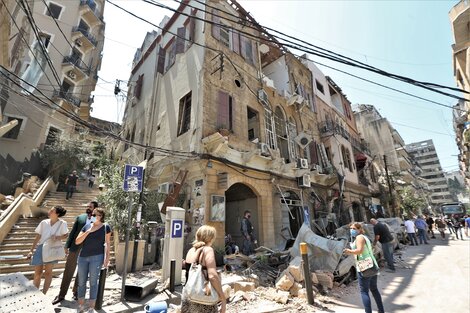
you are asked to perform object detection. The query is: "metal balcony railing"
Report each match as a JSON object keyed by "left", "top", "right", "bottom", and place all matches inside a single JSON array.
[
  {"left": 53, "top": 90, "right": 81, "bottom": 107},
  {"left": 79, "top": 0, "right": 104, "bottom": 23},
  {"left": 62, "top": 56, "right": 91, "bottom": 75},
  {"left": 72, "top": 26, "right": 97, "bottom": 46},
  {"left": 319, "top": 120, "right": 371, "bottom": 154}
]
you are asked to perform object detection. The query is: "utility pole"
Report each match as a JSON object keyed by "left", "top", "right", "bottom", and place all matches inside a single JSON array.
[{"left": 383, "top": 155, "right": 395, "bottom": 217}]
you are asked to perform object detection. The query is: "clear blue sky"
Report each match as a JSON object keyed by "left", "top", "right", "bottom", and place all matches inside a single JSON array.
[{"left": 93, "top": 0, "right": 460, "bottom": 172}]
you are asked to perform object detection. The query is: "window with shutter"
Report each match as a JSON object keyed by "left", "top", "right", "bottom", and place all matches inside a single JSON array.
[
  {"left": 176, "top": 27, "right": 186, "bottom": 54},
  {"left": 157, "top": 46, "right": 166, "bottom": 74},
  {"left": 177, "top": 92, "right": 192, "bottom": 136},
  {"left": 264, "top": 108, "right": 276, "bottom": 149},
  {"left": 219, "top": 26, "right": 230, "bottom": 48},
  {"left": 309, "top": 141, "right": 319, "bottom": 165},
  {"left": 217, "top": 91, "right": 233, "bottom": 131},
  {"left": 166, "top": 39, "right": 176, "bottom": 71},
  {"left": 188, "top": 16, "right": 195, "bottom": 45},
  {"left": 232, "top": 30, "right": 240, "bottom": 54},
  {"left": 241, "top": 36, "right": 254, "bottom": 65}
]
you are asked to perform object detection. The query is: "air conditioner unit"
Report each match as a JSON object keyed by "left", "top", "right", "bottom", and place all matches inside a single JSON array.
[
  {"left": 295, "top": 132, "right": 313, "bottom": 149},
  {"left": 258, "top": 142, "right": 271, "bottom": 157},
  {"left": 287, "top": 94, "right": 304, "bottom": 106},
  {"left": 297, "top": 158, "right": 309, "bottom": 169},
  {"left": 258, "top": 89, "right": 268, "bottom": 106},
  {"left": 297, "top": 174, "right": 311, "bottom": 188},
  {"left": 75, "top": 39, "right": 83, "bottom": 47},
  {"left": 158, "top": 182, "right": 171, "bottom": 194},
  {"left": 68, "top": 71, "right": 77, "bottom": 79}
]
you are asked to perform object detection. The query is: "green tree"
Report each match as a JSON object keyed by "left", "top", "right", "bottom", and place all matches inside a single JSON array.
[
  {"left": 398, "top": 186, "right": 427, "bottom": 217},
  {"left": 40, "top": 137, "right": 88, "bottom": 182}
]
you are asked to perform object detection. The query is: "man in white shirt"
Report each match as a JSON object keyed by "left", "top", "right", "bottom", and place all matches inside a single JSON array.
[{"left": 404, "top": 218, "right": 419, "bottom": 245}]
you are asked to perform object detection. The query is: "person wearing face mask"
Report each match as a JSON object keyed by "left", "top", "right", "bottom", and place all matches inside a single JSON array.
[
  {"left": 52, "top": 201, "right": 98, "bottom": 305},
  {"left": 344, "top": 223, "right": 385, "bottom": 313},
  {"left": 75, "top": 207, "right": 111, "bottom": 313}
]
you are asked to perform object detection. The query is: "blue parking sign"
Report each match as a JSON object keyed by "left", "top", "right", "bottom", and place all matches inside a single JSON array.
[
  {"left": 171, "top": 220, "right": 183, "bottom": 238},
  {"left": 123, "top": 164, "right": 144, "bottom": 192}
]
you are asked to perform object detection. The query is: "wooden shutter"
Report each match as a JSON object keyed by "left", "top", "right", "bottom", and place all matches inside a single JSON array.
[
  {"left": 157, "top": 46, "right": 166, "bottom": 74},
  {"left": 217, "top": 91, "right": 230, "bottom": 129},
  {"left": 251, "top": 40, "right": 257, "bottom": 67},
  {"left": 240, "top": 36, "right": 247, "bottom": 59},
  {"left": 232, "top": 30, "right": 240, "bottom": 54},
  {"left": 176, "top": 27, "right": 186, "bottom": 54},
  {"left": 211, "top": 9, "right": 220, "bottom": 40},
  {"left": 309, "top": 141, "right": 319, "bottom": 165}
]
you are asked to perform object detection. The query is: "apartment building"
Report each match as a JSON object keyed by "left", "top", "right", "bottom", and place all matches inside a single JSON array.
[
  {"left": 118, "top": 0, "right": 381, "bottom": 250},
  {"left": 355, "top": 104, "right": 431, "bottom": 215},
  {"left": 1, "top": 0, "right": 105, "bottom": 162},
  {"left": 405, "top": 140, "right": 453, "bottom": 207},
  {"left": 450, "top": 1, "right": 470, "bottom": 188}
]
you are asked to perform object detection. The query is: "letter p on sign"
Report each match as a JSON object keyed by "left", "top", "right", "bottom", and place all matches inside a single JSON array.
[{"left": 171, "top": 220, "right": 183, "bottom": 238}]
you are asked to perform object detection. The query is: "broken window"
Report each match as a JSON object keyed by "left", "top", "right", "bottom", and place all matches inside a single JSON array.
[
  {"left": 264, "top": 107, "right": 276, "bottom": 149},
  {"left": 241, "top": 36, "right": 255, "bottom": 66},
  {"left": 217, "top": 91, "right": 233, "bottom": 131},
  {"left": 134, "top": 74, "right": 144, "bottom": 100},
  {"left": 166, "top": 39, "right": 176, "bottom": 71},
  {"left": 219, "top": 26, "right": 230, "bottom": 48},
  {"left": 45, "top": 2, "right": 62, "bottom": 19},
  {"left": 274, "top": 107, "right": 290, "bottom": 163},
  {"left": 177, "top": 92, "right": 192, "bottom": 136},
  {"left": 247, "top": 107, "right": 259, "bottom": 141},
  {"left": 156, "top": 46, "right": 166, "bottom": 74},
  {"left": 315, "top": 80, "right": 324, "bottom": 94},
  {"left": 341, "top": 145, "right": 352, "bottom": 172},
  {"left": 287, "top": 118, "right": 298, "bottom": 161},
  {"left": 45, "top": 126, "right": 61, "bottom": 146},
  {"left": 176, "top": 27, "right": 186, "bottom": 54},
  {"left": 38, "top": 33, "right": 51, "bottom": 49},
  {"left": 2, "top": 116, "right": 23, "bottom": 139}
]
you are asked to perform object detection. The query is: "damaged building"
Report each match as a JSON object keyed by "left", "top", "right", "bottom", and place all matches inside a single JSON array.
[{"left": 117, "top": 0, "right": 380, "bottom": 250}]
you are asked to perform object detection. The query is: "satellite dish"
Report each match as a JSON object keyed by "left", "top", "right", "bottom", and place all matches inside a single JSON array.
[{"left": 259, "top": 44, "right": 270, "bottom": 54}]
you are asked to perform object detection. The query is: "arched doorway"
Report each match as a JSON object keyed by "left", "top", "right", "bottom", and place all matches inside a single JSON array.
[
  {"left": 352, "top": 201, "right": 362, "bottom": 222},
  {"left": 225, "top": 183, "right": 258, "bottom": 250}
]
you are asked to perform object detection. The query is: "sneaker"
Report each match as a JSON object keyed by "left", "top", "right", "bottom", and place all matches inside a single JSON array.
[{"left": 52, "top": 296, "right": 64, "bottom": 305}]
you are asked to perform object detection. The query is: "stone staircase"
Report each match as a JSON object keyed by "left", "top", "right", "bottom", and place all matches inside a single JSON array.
[{"left": 0, "top": 188, "right": 113, "bottom": 279}]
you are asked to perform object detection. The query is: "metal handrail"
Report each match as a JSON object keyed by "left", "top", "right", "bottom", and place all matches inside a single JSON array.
[
  {"left": 72, "top": 26, "right": 97, "bottom": 46},
  {"left": 53, "top": 90, "right": 81, "bottom": 107},
  {"left": 62, "top": 55, "right": 91, "bottom": 75}
]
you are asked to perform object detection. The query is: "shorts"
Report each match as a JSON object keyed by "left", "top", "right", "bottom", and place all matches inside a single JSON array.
[{"left": 30, "top": 244, "right": 59, "bottom": 266}]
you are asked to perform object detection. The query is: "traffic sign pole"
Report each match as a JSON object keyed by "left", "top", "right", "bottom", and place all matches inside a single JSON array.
[{"left": 121, "top": 193, "right": 133, "bottom": 301}]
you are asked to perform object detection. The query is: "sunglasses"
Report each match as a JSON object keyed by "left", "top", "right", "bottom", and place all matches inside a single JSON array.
[{"left": 92, "top": 214, "right": 101, "bottom": 217}]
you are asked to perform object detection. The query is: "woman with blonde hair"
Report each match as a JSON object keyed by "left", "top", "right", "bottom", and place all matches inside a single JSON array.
[
  {"left": 182, "top": 225, "right": 226, "bottom": 313},
  {"left": 344, "top": 222, "right": 384, "bottom": 313}
]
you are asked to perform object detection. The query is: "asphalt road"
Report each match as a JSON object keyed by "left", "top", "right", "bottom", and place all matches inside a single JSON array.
[{"left": 331, "top": 232, "right": 470, "bottom": 313}]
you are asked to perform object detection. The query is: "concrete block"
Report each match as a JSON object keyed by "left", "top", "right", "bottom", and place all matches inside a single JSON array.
[
  {"left": 233, "top": 281, "right": 256, "bottom": 293},
  {"left": 289, "top": 282, "right": 302, "bottom": 297},
  {"left": 275, "top": 270, "right": 294, "bottom": 291},
  {"left": 288, "top": 256, "right": 303, "bottom": 282}
]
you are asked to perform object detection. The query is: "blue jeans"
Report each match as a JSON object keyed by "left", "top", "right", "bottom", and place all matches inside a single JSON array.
[
  {"left": 417, "top": 228, "right": 428, "bottom": 244},
  {"left": 381, "top": 241, "right": 395, "bottom": 270},
  {"left": 77, "top": 254, "right": 104, "bottom": 300},
  {"left": 407, "top": 232, "right": 418, "bottom": 245},
  {"left": 358, "top": 273, "right": 385, "bottom": 313},
  {"left": 66, "top": 185, "right": 76, "bottom": 199}
]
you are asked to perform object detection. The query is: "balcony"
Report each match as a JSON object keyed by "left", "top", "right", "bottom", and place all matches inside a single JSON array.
[
  {"left": 53, "top": 90, "right": 81, "bottom": 107},
  {"left": 71, "top": 26, "right": 97, "bottom": 51},
  {"left": 319, "top": 120, "right": 370, "bottom": 154},
  {"left": 62, "top": 56, "right": 91, "bottom": 81},
  {"left": 79, "top": 0, "right": 104, "bottom": 26}
]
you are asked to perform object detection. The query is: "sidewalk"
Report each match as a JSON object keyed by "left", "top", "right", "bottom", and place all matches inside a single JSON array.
[{"left": 46, "top": 268, "right": 182, "bottom": 313}]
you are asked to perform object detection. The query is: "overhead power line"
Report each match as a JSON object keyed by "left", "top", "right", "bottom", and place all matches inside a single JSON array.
[{"left": 162, "top": 0, "right": 467, "bottom": 100}]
